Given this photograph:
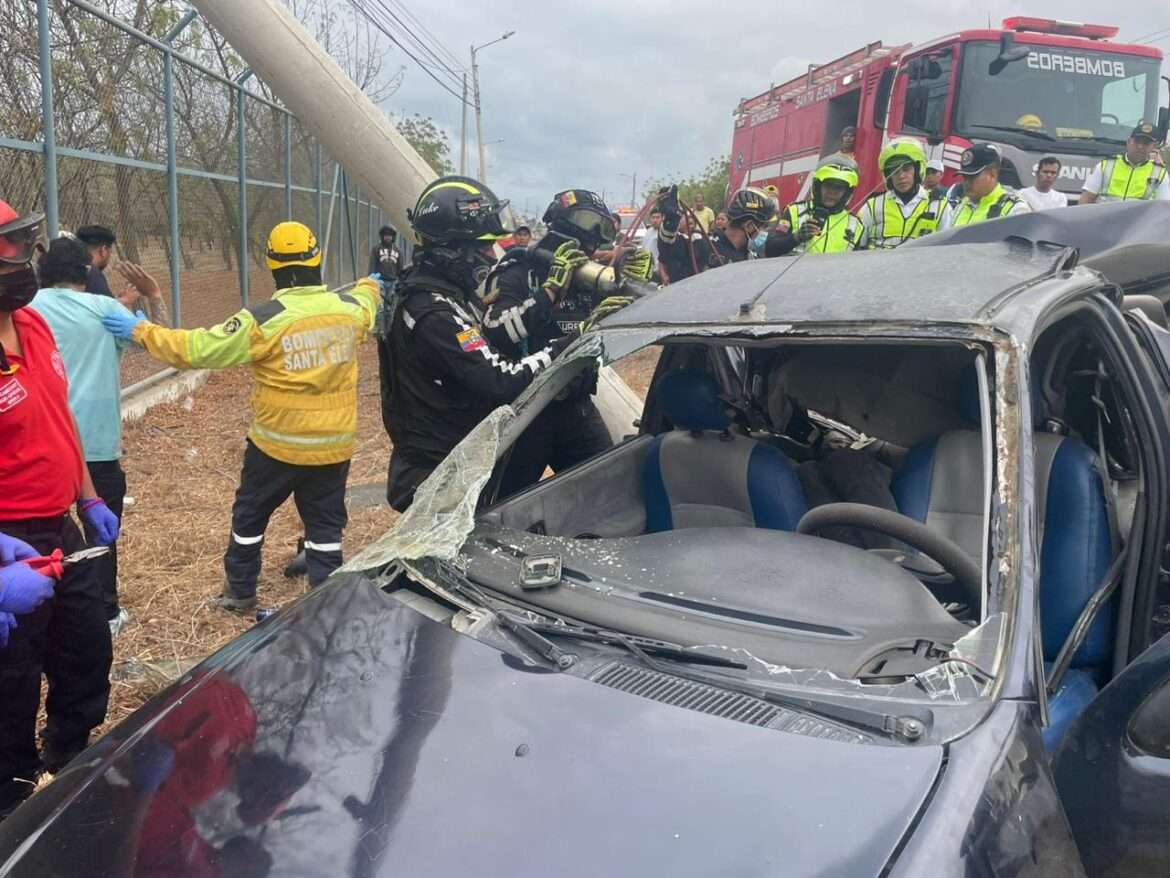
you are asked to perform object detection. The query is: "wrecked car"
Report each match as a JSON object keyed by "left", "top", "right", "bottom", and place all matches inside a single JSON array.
[{"left": 4, "top": 204, "right": 1170, "bottom": 876}]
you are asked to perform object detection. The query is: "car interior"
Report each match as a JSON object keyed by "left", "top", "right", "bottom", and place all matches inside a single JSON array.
[{"left": 466, "top": 319, "right": 1164, "bottom": 749}]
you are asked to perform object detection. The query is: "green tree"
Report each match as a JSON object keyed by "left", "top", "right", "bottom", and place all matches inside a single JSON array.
[
  {"left": 644, "top": 155, "right": 731, "bottom": 210},
  {"left": 396, "top": 114, "right": 455, "bottom": 175}
]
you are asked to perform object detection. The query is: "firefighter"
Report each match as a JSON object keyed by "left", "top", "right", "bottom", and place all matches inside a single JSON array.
[
  {"left": 1080, "top": 121, "right": 1169, "bottom": 204},
  {"left": 655, "top": 185, "right": 777, "bottom": 279},
  {"left": 480, "top": 189, "right": 650, "bottom": 496},
  {"left": 380, "top": 176, "right": 609, "bottom": 512},
  {"left": 101, "top": 222, "right": 379, "bottom": 610},
  {"left": 770, "top": 157, "right": 867, "bottom": 254},
  {"left": 857, "top": 138, "right": 945, "bottom": 249},
  {"left": 938, "top": 143, "right": 1030, "bottom": 229}
]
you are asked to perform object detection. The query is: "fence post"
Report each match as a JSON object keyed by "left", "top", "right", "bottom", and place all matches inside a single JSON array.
[
  {"left": 284, "top": 113, "right": 292, "bottom": 219},
  {"left": 36, "top": 0, "right": 58, "bottom": 236},
  {"left": 235, "top": 69, "right": 254, "bottom": 306},
  {"left": 161, "top": 9, "right": 197, "bottom": 327},
  {"left": 314, "top": 142, "right": 322, "bottom": 239}
]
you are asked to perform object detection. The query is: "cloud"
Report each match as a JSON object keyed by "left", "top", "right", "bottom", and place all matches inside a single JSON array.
[{"left": 377, "top": 1, "right": 1160, "bottom": 218}]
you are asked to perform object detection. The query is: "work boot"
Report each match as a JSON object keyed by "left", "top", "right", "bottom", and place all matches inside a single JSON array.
[
  {"left": 282, "top": 538, "right": 307, "bottom": 579},
  {"left": 212, "top": 592, "right": 257, "bottom": 613}
]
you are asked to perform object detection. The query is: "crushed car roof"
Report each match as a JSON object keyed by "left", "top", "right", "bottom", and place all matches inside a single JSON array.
[
  {"left": 605, "top": 240, "right": 1083, "bottom": 330},
  {"left": 605, "top": 203, "right": 1170, "bottom": 333}
]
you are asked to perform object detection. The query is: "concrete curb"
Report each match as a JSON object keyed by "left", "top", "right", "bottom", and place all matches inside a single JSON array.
[{"left": 120, "top": 368, "right": 210, "bottom": 422}]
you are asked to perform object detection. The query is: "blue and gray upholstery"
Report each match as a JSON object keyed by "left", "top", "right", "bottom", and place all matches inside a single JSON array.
[
  {"left": 643, "top": 369, "right": 808, "bottom": 533},
  {"left": 892, "top": 424, "right": 1115, "bottom": 750}
]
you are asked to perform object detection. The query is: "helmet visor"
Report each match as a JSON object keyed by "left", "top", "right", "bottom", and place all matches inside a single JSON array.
[
  {"left": 0, "top": 212, "right": 43, "bottom": 264},
  {"left": 561, "top": 208, "right": 616, "bottom": 244},
  {"left": 463, "top": 198, "right": 513, "bottom": 240}
]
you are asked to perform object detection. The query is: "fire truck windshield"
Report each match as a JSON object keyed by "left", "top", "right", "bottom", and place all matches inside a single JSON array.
[{"left": 955, "top": 41, "right": 1160, "bottom": 153}]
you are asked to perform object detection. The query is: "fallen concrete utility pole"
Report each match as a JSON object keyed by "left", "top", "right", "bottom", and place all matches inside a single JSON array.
[{"left": 189, "top": 0, "right": 434, "bottom": 235}]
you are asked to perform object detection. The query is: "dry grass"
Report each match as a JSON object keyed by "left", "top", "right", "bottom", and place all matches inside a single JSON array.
[{"left": 101, "top": 343, "right": 396, "bottom": 733}]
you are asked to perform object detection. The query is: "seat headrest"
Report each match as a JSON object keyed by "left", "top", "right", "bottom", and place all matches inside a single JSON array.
[{"left": 655, "top": 368, "right": 731, "bottom": 431}]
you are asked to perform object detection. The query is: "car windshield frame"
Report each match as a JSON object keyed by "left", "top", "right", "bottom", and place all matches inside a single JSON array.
[
  {"left": 350, "top": 323, "right": 1024, "bottom": 713},
  {"left": 953, "top": 39, "right": 1160, "bottom": 152}
]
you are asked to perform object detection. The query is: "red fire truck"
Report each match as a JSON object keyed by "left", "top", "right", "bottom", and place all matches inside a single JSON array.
[{"left": 729, "top": 18, "right": 1166, "bottom": 208}]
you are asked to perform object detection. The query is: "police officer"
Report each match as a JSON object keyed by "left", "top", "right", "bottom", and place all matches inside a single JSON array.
[
  {"left": 858, "top": 138, "right": 945, "bottom": 249},
  {"left": 938, "top": 143, "right": 1030, "bottom": 229},
  {"left": 103, "top": 221, "right": 379, "bottom": 610},
  {"left": 770, "top": 157, "right": 867, "bottom": 254},
  {"left": 381, "top": 176, "right": 587, "bottom": 511},
  {"left": 479, "top": 189, "right": 648, "bottom": 496},
  {"left": 1080, "top": 121, "right": 1169, "bottom": 204}
]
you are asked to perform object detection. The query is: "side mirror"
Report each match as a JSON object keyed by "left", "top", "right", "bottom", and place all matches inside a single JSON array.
[
  {"left": 990, "top": 31, "right": 1031, "bottom": 76},
  {"left": 1158, "top": 105, "right": 1169, "bottom": 144}
]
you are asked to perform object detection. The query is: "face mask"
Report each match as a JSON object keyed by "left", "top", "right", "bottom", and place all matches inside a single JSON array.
[
  {"left": 0, "top": 265, "right": 39, "bottom": 312},
  {"left": 748, "top": 230, "right": 769, "bottom": 256}
]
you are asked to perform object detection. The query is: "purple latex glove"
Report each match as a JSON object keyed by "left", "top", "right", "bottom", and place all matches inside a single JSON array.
[
  {"left": 0, "top": 613, "right": 15, "bottom": 648},
  {"left": 80, "top": 498, "right": 120, "bottom": 546},
  {"left": 0, "top": 533, "right": 38, "bottom": 566},
  {"left": 0, "top": 563, "right": 54, "bottom": 615}
]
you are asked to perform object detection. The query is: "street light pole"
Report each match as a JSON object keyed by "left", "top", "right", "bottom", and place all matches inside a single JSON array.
[
  {"left": 459, "top": 72, "right": 468, "bottom": 175},
  {"left": 470, "top": 30, "right": 515, "bottom": 182}
]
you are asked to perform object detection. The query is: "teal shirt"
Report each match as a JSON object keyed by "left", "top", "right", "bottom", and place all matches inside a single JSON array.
[{"left": 30, "top": 288, "right": 132, "bottom": 462}]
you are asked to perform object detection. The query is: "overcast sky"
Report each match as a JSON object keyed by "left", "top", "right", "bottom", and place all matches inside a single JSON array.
[{"left": 377, "top": 1, "right": 1166, "bottom": 219}]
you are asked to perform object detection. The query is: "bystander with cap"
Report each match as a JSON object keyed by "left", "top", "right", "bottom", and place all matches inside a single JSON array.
[
  {"left": 0, "top": 200, "right": 118, "bottom": 819},
  {"left": 924, "top": 160, "right": 946, "bottom": 198},
  {"left": 512, "top": 224, "right": 532, "bottom": 250},
  {"left": 75, "top": 225, "right": 115, "bottom": 298}
]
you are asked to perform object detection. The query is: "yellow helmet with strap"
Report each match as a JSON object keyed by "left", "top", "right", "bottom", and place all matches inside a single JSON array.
[
  {"left": 266, "top": 221, "right": 322, "bottom": 270},
  {"left": 878, "top": 138, "right": 926, "bottom": 179}
]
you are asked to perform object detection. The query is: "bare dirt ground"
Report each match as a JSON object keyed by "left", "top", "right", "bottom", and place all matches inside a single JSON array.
[
  {"left": 101, "top": 341, "right": 656, "bottom": 735},
  {"left": 102, "top": 343, "right": 396, "bottom": 733}
]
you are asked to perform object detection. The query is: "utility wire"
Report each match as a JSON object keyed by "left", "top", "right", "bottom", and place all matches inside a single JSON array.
[
  {"left": 1131, "top": 25, "right": 1170, "bottom": 44},
  {"left": 370, "top": 0, "right": 465, "bottom": 86},
  {"left": 347, "top": 0, "right": 472, "bottom": 106},
  {"left": 382, "top": 0, "right": 466, "bottom": 74}
]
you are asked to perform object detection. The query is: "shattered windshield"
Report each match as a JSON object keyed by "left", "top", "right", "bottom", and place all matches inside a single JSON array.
[{"left": 350, "top": 328, "right": 1012, "bottom": 716}]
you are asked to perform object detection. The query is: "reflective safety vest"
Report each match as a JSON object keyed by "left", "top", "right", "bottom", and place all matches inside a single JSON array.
[
  {"left": 859, "top": 188, "right": 945, "bottom": 249},
  {"left": 783, "top": 202, "right": 867, "bottom": 254},
  {"left": 948, "top": 184, "right": 1028, "bottom": 229},
  {"left": 134, "top": 280, "right": 379, "bottom": 466},
  {"left": 1094, "top": 155, "right": 1168, "bottom": 202}
]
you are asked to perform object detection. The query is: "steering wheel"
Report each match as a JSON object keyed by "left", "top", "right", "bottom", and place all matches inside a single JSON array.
[
  {"left": 796, "top": 503, "right": 983, "bottom": 611},
  {"left": 1100, "top": 113, "right": 1120, "bottom": 125}
]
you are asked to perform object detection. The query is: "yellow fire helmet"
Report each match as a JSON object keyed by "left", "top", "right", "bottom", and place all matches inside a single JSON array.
[
  {"left": 1015, "top": 113, "right": 1044, "bottom": 130},
  {"left": 266, "top": 221, "right": 322, "bottom": 271}
]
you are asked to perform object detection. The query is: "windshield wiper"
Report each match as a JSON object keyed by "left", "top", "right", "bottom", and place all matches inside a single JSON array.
[
  {"left": 420, "top": 558, "right": 576, "bottom": 670},
  {"left": 521, "top": 620, "right": 748, "bottom": 670},
  {"left": 417, "top": 559, "right": 931, "bottom": 742},
  {"left": 535, "top": 622, "right": 932, "bottom": 743},
  {"left": 966, "top": 123, "right": 1056, "bottom": 142}
]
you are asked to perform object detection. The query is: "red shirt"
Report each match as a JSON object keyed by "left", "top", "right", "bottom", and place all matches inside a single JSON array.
[{"left": 0, "top": 308, "right": 83, "bottom": 520}]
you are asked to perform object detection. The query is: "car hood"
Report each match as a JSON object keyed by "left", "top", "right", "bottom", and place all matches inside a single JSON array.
[{"left": 0, "top": 576, "right": 943, "bottom": 877}]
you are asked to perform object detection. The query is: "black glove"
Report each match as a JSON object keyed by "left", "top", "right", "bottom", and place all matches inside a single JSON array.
[
  {"left": 797, "top": 220, "right": 821, "bottom": 242},
  {"left": 656, "top": 185, "right": 681, "bottom": 224}
]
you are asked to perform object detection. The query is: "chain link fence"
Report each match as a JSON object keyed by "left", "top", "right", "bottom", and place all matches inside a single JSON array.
[{"left": 0, "top": 0, "right": 393, "bottom": 384}]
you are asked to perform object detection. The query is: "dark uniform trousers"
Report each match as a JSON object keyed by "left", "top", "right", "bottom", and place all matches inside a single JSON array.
[
  {"left": 82, "top": 460, "right": 126, "bottom": 620},
  {"left": 224, "top": 440, "right": 350, "bottom": 597},
  {"left": 498, "top": 395, "right": 612, "bottom": 498},
  {"left": 0, "top": 514, "right": 112, "bottom": 816}
]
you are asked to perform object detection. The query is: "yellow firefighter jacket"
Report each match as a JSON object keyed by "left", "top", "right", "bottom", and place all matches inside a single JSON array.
[{"left": 133, "top": 280, "right": 378, "bottom": 465}]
